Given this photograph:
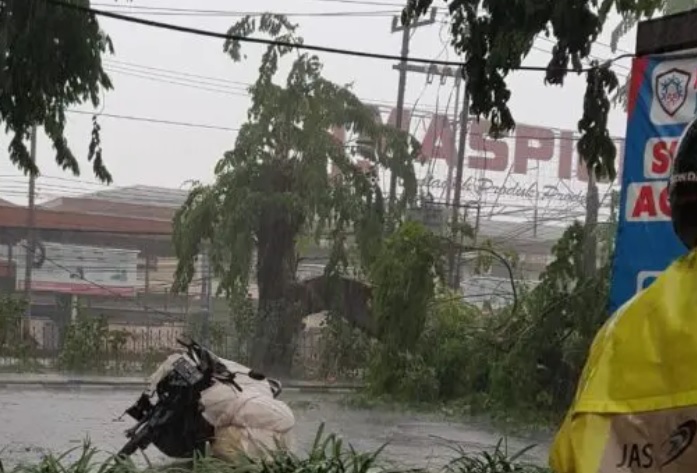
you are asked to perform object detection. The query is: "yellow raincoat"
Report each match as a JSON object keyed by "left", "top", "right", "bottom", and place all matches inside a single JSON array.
[{"left": 550, "top": 251, "right": 697, "bottom": 473}]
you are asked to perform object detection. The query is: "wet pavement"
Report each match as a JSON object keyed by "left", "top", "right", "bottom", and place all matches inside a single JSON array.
[{"left": 0, "top": 388, "right": 551, "bottom": 470}]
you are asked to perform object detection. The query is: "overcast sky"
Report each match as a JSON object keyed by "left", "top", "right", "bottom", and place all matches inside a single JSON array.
[{"left": 0, "top": 0, "right": 636, "bottom": 205}]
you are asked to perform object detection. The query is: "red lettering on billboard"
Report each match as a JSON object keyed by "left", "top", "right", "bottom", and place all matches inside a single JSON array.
[
  {"left": 331, "top": 107, "right": 625, "bottom": 185},
  {"left": 631, "top": 184, "right": 671, "bottom": 218},
  {"left": 659, "top": 186, "right": 671, "bottom": 216},
  {"left": 652, "top": 140, "right": 677, "bottom": 175},
  {"left": 558, "top": 130, "right": 574, "bottom": 180},
  {"left": 632, "top": 185, "right": 656, "bottom": 218},
  {"left": 420, "top": 115, "right": 456, "bottom": 164},
  {"left": 468, "top": 119, "right": 508, "bottom": 172},
  {"left": 513, "top": 125, "right": 555, "bottom": 174}
]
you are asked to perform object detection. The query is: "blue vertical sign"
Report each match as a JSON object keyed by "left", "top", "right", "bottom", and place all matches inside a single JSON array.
[{"left": 609, "top": 56, "right": 697, "bottom": 313}]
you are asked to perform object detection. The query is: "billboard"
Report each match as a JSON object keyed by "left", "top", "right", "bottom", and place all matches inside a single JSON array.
[
  {"left": 13, "top": 241, "right": 140, "bottom": 297},
  {"left": 332, "top": 107, "right": 624, "bottom": 220},
  {"left": 609, "top": 55, "right": 696, "bottom": 313}
]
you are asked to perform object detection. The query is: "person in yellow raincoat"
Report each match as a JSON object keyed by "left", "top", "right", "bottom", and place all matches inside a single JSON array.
[{"left": 549, "top": 117, "right": 697, "bottom": 473}]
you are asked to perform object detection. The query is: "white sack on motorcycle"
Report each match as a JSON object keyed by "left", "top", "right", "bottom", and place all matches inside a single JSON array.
[
  {"left": 199, "top": 359, "right": 295, "bottom": 461},
  {"left": 205, "top": 386, "right": 295, "bottom": 461},
  {"left": 145, "top": 352, "right": 295, "bottom": 461}
]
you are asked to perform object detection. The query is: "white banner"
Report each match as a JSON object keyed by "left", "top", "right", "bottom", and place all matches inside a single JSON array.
[{"left": 12, "top": 241, "right": 139, "bottom": 296}]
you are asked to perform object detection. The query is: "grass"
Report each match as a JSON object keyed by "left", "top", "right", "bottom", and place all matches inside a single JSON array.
[{"left": 0, "top": 426, "right": 551, "bottom": 473}]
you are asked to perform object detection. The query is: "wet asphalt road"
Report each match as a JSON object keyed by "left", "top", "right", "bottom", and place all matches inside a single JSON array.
[{"left": 0, "top": 388, "right": 551, "bottom": 469}]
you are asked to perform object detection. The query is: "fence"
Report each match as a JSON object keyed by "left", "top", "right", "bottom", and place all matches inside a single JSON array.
[
  {"left": 0, "top": 309, "right": 365, "bottom": 381},
  {"left": 0, "top": 219, "right": 365, "bottom": 380}
]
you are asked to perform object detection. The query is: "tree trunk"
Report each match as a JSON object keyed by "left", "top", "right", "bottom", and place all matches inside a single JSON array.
[
  {"left": 251, "top": 208, "right": 301, "bottom": 378},
  {"left": 582, "top": 172, "right": 599, "bottom": 279}
]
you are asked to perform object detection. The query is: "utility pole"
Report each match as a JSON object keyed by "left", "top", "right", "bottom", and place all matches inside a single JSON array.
[
  {"left": 23, "top": 125, "right": 37, "bottom": 321},
  {"left": 391, "top": 63, "right": 468, "bottom": 286},
  {"left": 445, "top": 75, "right": 461, "bottom": 205},
  {"left": 388, "top": 8, "right": 438, "bottom": 223},
  {"left": 449, "top": 84, "right": 470, "bottom": 289},
  {"left": 391, "top": 63, "right": 462, "bottom": 207},
  {"left": 200, "top": 246, "right": 212, "bottom": 346}
]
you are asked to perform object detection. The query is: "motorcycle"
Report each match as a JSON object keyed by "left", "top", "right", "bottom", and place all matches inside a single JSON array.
[{"left": 116, "top": 338, "right": 295, "bottom": 462}]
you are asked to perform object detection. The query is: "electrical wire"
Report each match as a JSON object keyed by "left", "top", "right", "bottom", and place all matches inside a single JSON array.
[
  {"left": 104, "top": 65, "right": 248, "bottom": 96},
  {"left": 91, "top": 4, "right": 403, "bottom": 18},
  {"left": 41, "top": 0, "right": 633, "bottom": 72},
  {"left": 111, "top": 0, "right": 636, "bottom": 59},
  {"left": 79, "top": 57, "right": 624, "bottom": 140},
  {"left": 67, "top": 110, "right": 240, "bottom": 131},
  {"left": 39, "top": 54, "right": 624, "bottom": 141}
]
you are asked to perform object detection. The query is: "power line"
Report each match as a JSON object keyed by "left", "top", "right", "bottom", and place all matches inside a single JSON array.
[
  {"left": 104, "top": 64, "right": 248, "bottom": 96},
  {"left": 311, "top": 0, "right": 433, "bottom": 6},
  {"left": 90, "top": 4, "right": 403, "bottom": 18},
  {"left": 104, "top": 58, "right": 251, "bottom": 88},
  {"left": 42, "top": 0, "right": 631, "bottom": 72},
  {"left": 67, "top": 109, "right": 240, "bottom": 132},
  {"left": 111, "top": 0, "right": 633, "bottom": 57},
  {"left": 100, "top": 59, "right": 459, "bottom": 115},
  {"left": 106, "top": 0, "right": 636, "bottom": 58},
  {"left": 117, "top": 0, "right": 429, "bottom": 6},
  {"left": 101, "top": 57, "right": 479, "bottom": 117},
  {"left": 100, "top": 57, "right": 629, "bottom": 126},
  {"left": 82, "top": 61, "right": 626, "bottom": 141}
]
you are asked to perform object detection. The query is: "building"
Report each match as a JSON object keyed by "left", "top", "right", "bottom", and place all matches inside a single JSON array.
[
  {"left": 0, "top": 182, "right": 590, "bottom": 356},
  {"left": 0, "top": 187, "right": 188, "bottom": 352}
]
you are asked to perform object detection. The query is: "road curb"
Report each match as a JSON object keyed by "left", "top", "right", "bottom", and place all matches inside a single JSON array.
[{"left": 0, "top": 376, "right": 363, "bottom": 392}]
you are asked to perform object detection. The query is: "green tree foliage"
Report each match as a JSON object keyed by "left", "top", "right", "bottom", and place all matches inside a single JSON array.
[
  {"left": 366, "top": 220, "right": 447, "bottom": 399},
  {"left": 371, "top": 221, "right": 443, "bottom": 350},
  {"left": 172, "top": 15, "right": 420, "bottom": 376},
  {"left": 315, "top": 311, "right": 371, "bottom": 380},
  {"left": 0, "top": 295, "right": 31, "bottom": 358},
  {"left": 365, "top": 218, "right": 615, "bottom": 417},
  {"left": 0, "top": 0, "right": 114, "bottom": 181},
  {"left": 487, "top": 222, "right": 613, "bottom": 413},
  {"left": 58, "top": 312, "right": 130, "bottom": 373},
  {"left": 402, "top": 0, "right": 661, "bottom": 178}
]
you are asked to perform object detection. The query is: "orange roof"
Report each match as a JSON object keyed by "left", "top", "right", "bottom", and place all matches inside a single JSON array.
[{"left": 0, "top": 205, "right": 171, "bottom": 235}]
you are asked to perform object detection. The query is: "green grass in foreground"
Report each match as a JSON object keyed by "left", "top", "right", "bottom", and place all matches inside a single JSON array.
[{"left": 0, "top": 425, "right": 551, "bottom": 473}]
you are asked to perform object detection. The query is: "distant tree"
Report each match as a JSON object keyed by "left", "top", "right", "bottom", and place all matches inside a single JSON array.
[
  {"left": 404, "top": 0, "right": 644, "bottom": 277},
  {"left": 172, "top": 15, "right": 420, "bottom": 376},
  {"left": 403, "top": 0, "right": 659, "bottom": 178},
  {"left": 0, "top": 0, "right": 114, "bottom": 181}
]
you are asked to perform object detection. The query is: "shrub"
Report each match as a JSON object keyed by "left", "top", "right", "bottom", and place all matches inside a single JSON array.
[{"left": 58, "top": 312, "right": 130, "bottom": 373}]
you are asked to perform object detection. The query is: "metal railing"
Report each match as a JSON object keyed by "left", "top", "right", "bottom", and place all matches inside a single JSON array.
[{"left": 0, "top": 313, "right": 364, "bottom": 381}]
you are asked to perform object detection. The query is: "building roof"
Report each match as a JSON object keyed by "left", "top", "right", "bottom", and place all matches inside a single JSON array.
[
  {"left": 0, "top": 198, "right": 17, "bottom": 207},
  {"left": 77, "top": 185, "right": 190, "bottom": 208},
  {"left": 39, "top": 185, "right": 191, "bottom": 220},
  {"left": 0, "top": 205, "right": 171, "bottom": 234}
]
